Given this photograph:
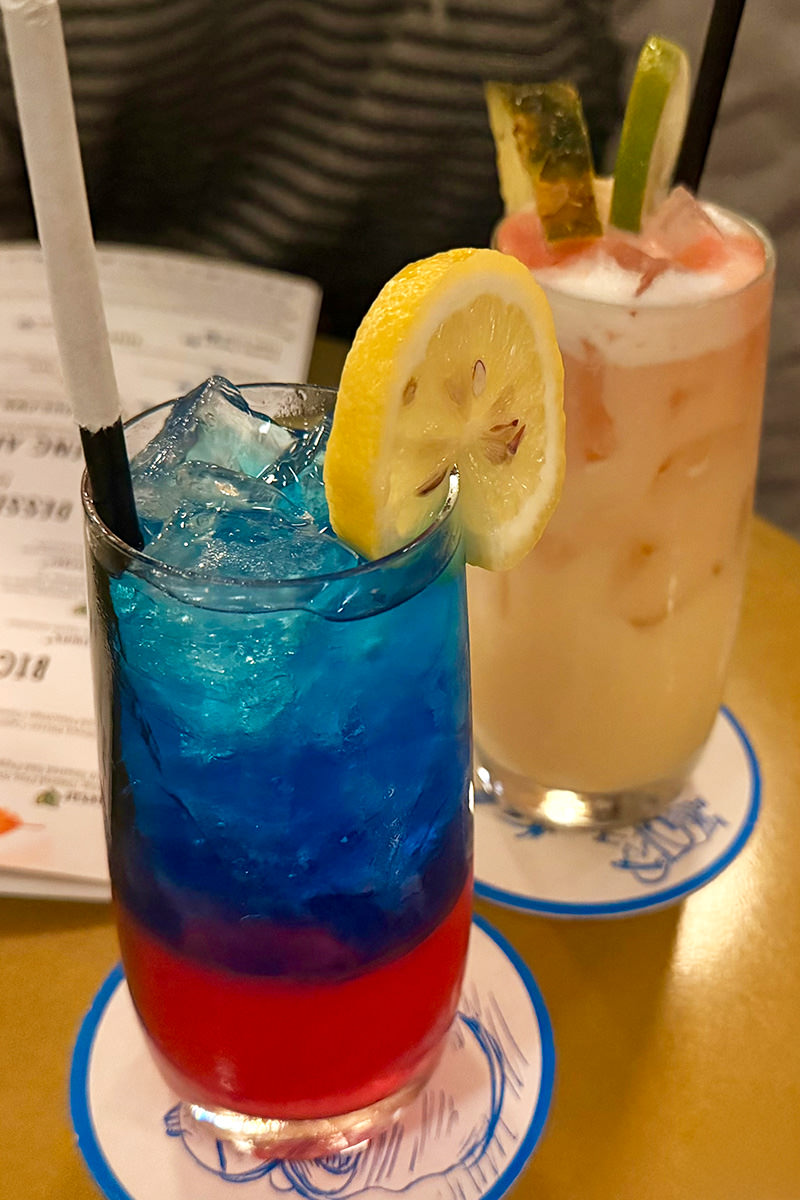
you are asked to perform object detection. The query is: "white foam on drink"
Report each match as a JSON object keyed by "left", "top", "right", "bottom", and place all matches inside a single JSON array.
[
  {"left": 536, "top": 255, "right": 732, "bottom": 305},
  {"left": 534, "top": 205, "right": 769, "bottom": 367}
]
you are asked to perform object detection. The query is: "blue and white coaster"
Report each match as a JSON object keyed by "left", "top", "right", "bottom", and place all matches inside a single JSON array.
[
  {"left": 70, "top": 915, "right": 555, "bottom": 1200},
  {"left": 475, "top": 707, "right": 760, "bottom": 918}
]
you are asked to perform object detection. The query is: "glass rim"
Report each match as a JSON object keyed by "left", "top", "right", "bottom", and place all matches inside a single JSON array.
[
  {"left": 495, "top": 200, "right": 775, "bottom": 313},
  {"left": 81, "top": 387, "right": 461, "bottom": 592}
]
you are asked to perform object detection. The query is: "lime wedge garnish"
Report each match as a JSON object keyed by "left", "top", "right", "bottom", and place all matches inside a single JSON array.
[
  {"left": 609, "top": 35, "right": 690, "bottom": 233},
  {"left": 484, "top": 81, "right": 602, "bottom": 243}
]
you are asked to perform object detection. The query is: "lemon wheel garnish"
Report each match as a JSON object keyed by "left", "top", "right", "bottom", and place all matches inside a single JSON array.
[
  {"left": 610, "top": 35, "right": 690, "bottom": 233},
  {"left": 323, "top": 248, "right": 565, "bottom": 571}
]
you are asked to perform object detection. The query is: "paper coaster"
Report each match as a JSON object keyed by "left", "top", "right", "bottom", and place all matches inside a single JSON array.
[
  {"left": 70, "top": 915, "right": 555, "bottom": 1200},
  {"left": 475, "top": 707, "right": 760, "bottom": 918}
]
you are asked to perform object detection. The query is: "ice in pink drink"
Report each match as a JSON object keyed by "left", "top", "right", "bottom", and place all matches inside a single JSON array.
[{"left": 468, "top": 188, "right": 773, "bottom": 817}]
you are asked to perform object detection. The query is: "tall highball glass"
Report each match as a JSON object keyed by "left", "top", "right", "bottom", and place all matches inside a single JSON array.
[
  {"left": 469, "top": 211, "right": 774, "bottom": 828},
  {"left": 83, "top": 383, "right": 473, "bottom": 1159}
]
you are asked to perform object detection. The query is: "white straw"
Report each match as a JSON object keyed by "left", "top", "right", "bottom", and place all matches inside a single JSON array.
[{"left": 0, "top": 0, "right": 120, "bottom": 433}]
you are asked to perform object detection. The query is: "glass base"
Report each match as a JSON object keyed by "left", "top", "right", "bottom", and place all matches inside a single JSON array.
[
  {"left": 475, "top": 744, "right": 695, "bottom": 830},
  {"left": 176, "top": 1056, "right": 438, "bottom": 1162}
]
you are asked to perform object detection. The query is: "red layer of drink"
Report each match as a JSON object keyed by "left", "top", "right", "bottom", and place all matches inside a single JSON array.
[{"left": 116, "top": 880, "right": 472, "bottom": 1119}]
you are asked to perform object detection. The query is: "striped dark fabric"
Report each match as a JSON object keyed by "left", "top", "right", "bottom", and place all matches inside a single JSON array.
[{"left": 0, "top": 0, "right": 623, "bottom": 336}]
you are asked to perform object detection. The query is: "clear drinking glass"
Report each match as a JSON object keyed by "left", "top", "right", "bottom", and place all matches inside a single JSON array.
[
  {"left": 469, "top": 211, "right": 774, "bottom": 828},
  {"left": 83, "top": 383, "right": 473, "bottom": 1159}
]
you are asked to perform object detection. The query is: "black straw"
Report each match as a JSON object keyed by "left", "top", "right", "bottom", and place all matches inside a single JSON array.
[
  {"left": 673, "top": 0, "right": 747, "bottom": 192},
  {"left": 81, "top": 420, "right": 144, "bottom": 551}
]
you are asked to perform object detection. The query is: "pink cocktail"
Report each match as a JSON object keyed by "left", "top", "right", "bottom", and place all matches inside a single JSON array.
[{"left": 469, "top": 189, "right": 774, "bottom": 827}]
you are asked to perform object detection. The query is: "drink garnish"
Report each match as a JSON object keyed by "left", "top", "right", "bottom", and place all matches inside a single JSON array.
[
  {"left": 484, "top": 81, "right": 602, "bottom": 242},
  {"left": 609, "top": 35, "right": 690, "bottom": 233},
  {"left": 323, "top": 247, "right": 565, "bottom": 571}
]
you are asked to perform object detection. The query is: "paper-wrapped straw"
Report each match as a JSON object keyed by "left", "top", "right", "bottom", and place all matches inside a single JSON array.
[{"left": 0, "top": 0, "right": 142, "bottom": 548}]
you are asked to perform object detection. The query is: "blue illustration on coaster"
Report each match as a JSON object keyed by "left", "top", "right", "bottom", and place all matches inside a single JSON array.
[
  {"left": 475, "top": 707, "right": 760, "bottom": 918},
  {"left": 70, "top": 915, "right": 555, "bottom": 1200}
]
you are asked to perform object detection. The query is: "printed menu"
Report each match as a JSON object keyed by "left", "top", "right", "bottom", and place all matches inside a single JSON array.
[{"left": 0, "top": 243, "right": 321, "bottom": 901}]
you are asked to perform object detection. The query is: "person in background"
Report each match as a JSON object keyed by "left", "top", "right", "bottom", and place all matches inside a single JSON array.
[
  {"left": 0, "top": 0, "right": 794, "bottom": 535},
  {"left": 0, "top": 0, "right": 623, "bottom": 335}
]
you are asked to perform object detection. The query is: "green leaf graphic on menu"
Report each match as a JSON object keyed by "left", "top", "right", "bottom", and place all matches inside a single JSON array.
[{"left": 35, "top": 789, "right": 61, "bottom": 807}]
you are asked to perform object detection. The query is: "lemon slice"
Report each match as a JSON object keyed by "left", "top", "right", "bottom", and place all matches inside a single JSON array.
[
  {"left": 484, "top": 80, "right": 602, "bottom": 242},
  {"left": 323, "top": 248, "right": 565, "bottom": 571},
  {"left": 609, "top": 35, "right": 690, "bottom": 233}
]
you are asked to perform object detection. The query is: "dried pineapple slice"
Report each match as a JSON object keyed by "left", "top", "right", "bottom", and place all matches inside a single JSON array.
[{"left": 485, "top": 80, "right": 602, "bottom": 243}]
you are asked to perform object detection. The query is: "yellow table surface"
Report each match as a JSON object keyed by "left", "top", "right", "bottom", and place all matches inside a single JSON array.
[{"left": 2, "top": 486, "right": 799, "bottom": 1197}]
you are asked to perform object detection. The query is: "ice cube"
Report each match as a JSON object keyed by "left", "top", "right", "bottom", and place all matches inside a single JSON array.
[
  {"left": 148, "top": 465, "right": 358, "bottom": 579},
  {"left": 611, "top": 537, "right": 674, "bottom": 628},
  {"left": 601, "top": 232, "right": 671, "bottom": 297},
  {"left": 642, "top": 186, "right": 727, "bottom": 271},
  {"left": 129, "top": 377, "right": 353, "bottom": 579},
  {"left": 497, "top": 207, "right": 602, "bottom": 271},
  {"left": 264, "top": 414, "right": 333, "bottom": 527},
  {"left": 132, "top": 453, "right": 315, "bottom": 539},
  {"left": 132, "top": 376, "right": 296, "bottom": 483},
  {"left": 566, "top": 341, "right": 617, "bottom": 462},
  {"left": 613, "top": 423, "right": 752, "bottom": 627}
]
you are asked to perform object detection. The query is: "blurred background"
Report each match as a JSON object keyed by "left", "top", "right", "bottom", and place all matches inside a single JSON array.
[{"left": 0, "top": 0, "right": 795, "bottom": 534}]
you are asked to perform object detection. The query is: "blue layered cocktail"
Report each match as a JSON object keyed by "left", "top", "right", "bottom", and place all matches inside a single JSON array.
[{"left": 83, "top": 379, "right": 473, "bottom": 1156}]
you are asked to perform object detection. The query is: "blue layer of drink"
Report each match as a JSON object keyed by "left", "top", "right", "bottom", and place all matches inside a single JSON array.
[{"left": 94, "top": 377, "right": 472, "bottom": 967}]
